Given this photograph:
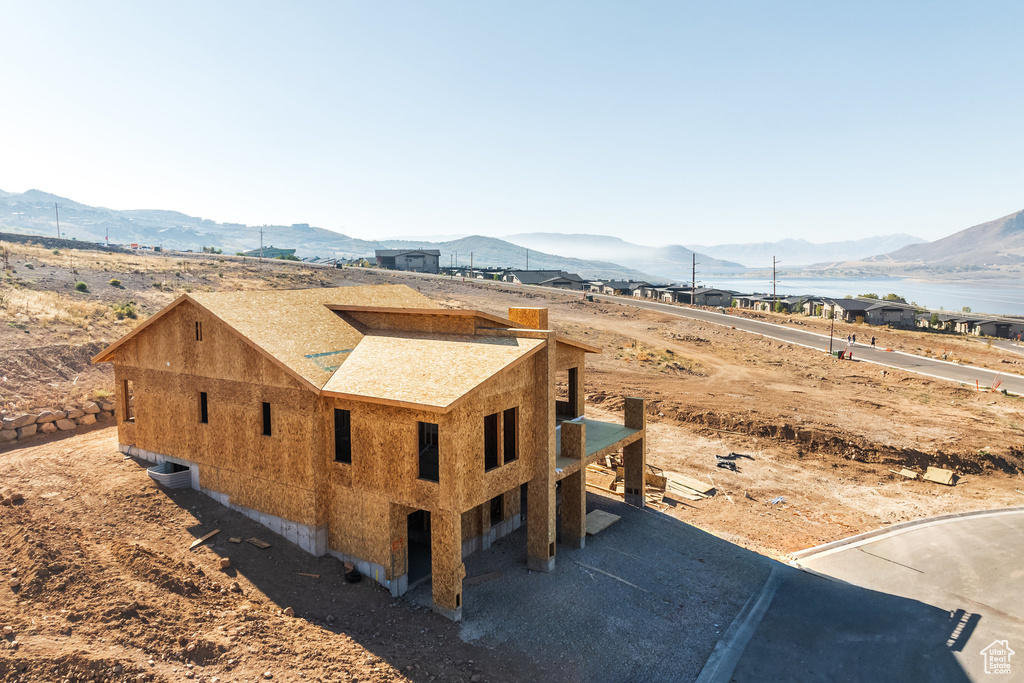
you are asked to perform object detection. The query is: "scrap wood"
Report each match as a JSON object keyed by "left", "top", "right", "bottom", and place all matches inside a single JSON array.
[
  {"left": 586, "top": 481, "right": 624, "bottom": 497},
  {"left": 922, "top": 466, "right": 956, "bottom": 486},
  {"left": 296, "top": 572, "right": 320, "bottom": 579},
  {"left": 246, "top": 537, "right": 272, "bottom": 549},
  {"left": 667, "top": 481, "right": 708, "bottom": 500},
  {"left": 188, "top": 529, "right": 220, "bottom": 550},
  {"left": 889, "top": 469, "right": 918, "bottom": 480},
  {"left": 464, "top": 571, "right": 502, "bottom": 586},
  {"left": 228, "top": 537, "right": 242, "bottom": 544},
  {"left": 667, "top": 473, "right": 715, "bottom": 495}
]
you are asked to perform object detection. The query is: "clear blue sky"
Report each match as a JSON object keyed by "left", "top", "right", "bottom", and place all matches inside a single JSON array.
[{"left": 2, "top": 1, "right": 1022, "bottom": 245}]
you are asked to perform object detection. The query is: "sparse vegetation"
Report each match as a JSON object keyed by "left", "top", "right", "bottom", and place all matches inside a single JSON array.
[
  {"left": 111, "top": 301, "right": 137, "bottom": 320},
  {"left": 109, "top": 278, "right": 122, "bottom": 288},
  {"left": 75, "top": 281, "right": 88, "bottom": 292}
]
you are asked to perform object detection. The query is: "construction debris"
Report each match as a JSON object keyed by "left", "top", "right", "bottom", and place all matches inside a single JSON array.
[
  {"left": 922, "top": 467, "right": 956, "bottom": 486},
  {"left": 296, "top": 572, "right": 320, "bottom": 579},
  {"left": 585, "top": 510, "right": 621, "bottom": 535},
  {"left": 229, "top": 537, "right": 242, "bottom": 544},
  {"left": 889, "top": 468, "right": 918, "bottom": 480},
  {"left": 246, "top": 537, "right": 271, "bottom": 549},
  {"left": 188, "top": 529, "right": 220, "bottom": 550},
  {"left": 219, "top": 558, "right": 231, "bottom": 570},
  {"left": 769, "top": 496, "right": 786, "bottom": 505}
]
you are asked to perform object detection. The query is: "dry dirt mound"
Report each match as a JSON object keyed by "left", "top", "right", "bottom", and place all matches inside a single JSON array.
[{"left": 0, "top": 341, "right": 112, "bottom": 410}]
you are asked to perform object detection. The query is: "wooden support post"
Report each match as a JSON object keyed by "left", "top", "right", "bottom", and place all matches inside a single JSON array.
[
  {"left": 527, "top": 331, "right": 557, "bottom": 572},
  {"left": 387, "top": 504, "right": 408, "bottom": 584},
  {"left": 479, "top": 501, "right": 493, "bottom": 551},
  {"left": 560, "top": 421, "right": 586, "bottom": 549},
  {"left": 430, "top": 508, "right": 465, "bottom": 621},
  {"left": 569, "top": 366, "right": 584, "bottom": 418},
  {"left": 623, "top": 397, "right": 647, "bottom": 507}
]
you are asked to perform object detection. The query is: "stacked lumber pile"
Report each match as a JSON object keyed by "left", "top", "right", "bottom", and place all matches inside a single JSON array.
[{"left": 584, "top": 458, "right": 715, "bottom": 509}]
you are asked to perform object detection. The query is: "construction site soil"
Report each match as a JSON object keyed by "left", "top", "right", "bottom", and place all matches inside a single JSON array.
[{"left": 2, "top": 244, "right": 1023, "bottom": 681}]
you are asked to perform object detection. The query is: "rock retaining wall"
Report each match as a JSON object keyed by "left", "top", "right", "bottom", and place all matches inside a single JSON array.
[{"left": 0, "top": 399, "right": 116, "bottom": 446}]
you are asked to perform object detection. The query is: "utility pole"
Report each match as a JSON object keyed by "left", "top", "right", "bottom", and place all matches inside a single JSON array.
[
  {"left": 259, "top": 226, "right": 264, "bottom": 262},
  {"left": 54, "top": 203, "right": 60, "bottom": 239},
  {"left": 829, "top": 315, "right": 835, "bottom": 354},
  {"left": 772, "top": 256, "right": 779, "bottom": 313},
  {"left": 526, "top": 248, "right": 529, "bottom": 270},
  {"left": 105, "top": 226, "right": 109, "bottom": 246},
  {"left": 691, "top": 253, "right": 697, "bottom": 305}
]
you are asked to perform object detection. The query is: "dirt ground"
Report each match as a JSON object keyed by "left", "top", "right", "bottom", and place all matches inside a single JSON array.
[
  {"left": 0, "top": 429, "right": 543, "bottom": 683},
  {"left": 3, "top": 245, "right": 1024, "bottom": 680}
]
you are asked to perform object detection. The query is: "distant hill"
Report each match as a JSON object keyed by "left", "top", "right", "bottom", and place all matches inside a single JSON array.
[
  {"left": 0, "top": 189, "right": 660, "bottom": 281},
  {"left": 687, "top": 234, "right": 926, "bottom": 268},
  {"left": 504, "top": 233, "right": 743, "bottom": 281},
  {"left": 863, "top": 209, "right": 1024, "bottom": 267}
]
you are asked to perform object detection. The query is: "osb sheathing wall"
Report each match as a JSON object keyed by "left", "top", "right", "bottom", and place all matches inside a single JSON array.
[
  {"left": 111, "top": 301, "right": 322, "bottom": 526},
  {"left": 322, "top": 348, "right": 545, "bottom": 578}
]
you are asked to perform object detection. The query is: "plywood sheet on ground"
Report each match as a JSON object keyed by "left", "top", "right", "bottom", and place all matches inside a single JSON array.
[
  {"left": 586, "top": 510, "right": 621, "bottom": 535},
  {"left": 923, "top": 466, "right": 955, "bottom": 486}
]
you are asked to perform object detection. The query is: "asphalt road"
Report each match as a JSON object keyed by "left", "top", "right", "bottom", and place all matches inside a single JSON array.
[
  {"left": 698, "top": 509, "right": 1024, "bottom": 682},
  {"left": 528, "top": 285, "right": 1024, "bottom": 395}
]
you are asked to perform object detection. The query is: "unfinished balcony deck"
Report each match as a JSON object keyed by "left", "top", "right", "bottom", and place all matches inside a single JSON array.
[{"left": 554, "top": 417, "right": 642, "bottom": 480}]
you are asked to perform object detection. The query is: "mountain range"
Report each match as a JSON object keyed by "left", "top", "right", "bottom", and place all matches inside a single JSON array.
[
  {"left": 503, "top": 233, "right": 744, "bottom": 281},
  {"left": 862, "top": 209, "right": 1024, "bottom": 268},
  {"left": 3, "top": 188, "right": 1022, "bottom": 280},
  {"left": 687, "top": 235, "right": 926, "bottom": 268},
  {"left": 0, "top": 189, "right": 659, "bottom": 281}
]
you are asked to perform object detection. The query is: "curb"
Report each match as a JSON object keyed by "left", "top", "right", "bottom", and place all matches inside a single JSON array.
[
  {"left": 791, "top": 505, "right": 1024, "bottom": 561},
  {"left": 695, "top": 568, "right": 783, "bottom": 683}
]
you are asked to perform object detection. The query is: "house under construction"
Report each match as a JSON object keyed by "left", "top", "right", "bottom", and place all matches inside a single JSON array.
[{"left": 92, "top": 285, "right": 646, "bottom": 620}]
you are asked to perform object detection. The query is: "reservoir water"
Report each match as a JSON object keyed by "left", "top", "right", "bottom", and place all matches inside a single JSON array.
[{"left": 698, "top": 276, "right": 1024, "bottom": 317}]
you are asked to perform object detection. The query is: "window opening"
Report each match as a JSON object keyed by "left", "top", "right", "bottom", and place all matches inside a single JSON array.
[
  {"left": 262, "top": 402, "right": 272, "bottom": 436},
  {"left": 484, "top": 413, "right": 499, "bottom": 471},
  {"left": 195, "top": 321, "right": 203, "bottom": 341},
  {"left": 199, "top": 392, "right": 208, "bottom": 424},
  {"left": 123, "top": 379, "right": 135, "bottom": 422},
  {"left": 418, "top": 422, "right": 439, "bottom": 482},
  {"left": 503, "top": 407, "right": 518, "bottom": 463},
  {"left": 334, "top": 409, "right": 352, "bottom": 463}
]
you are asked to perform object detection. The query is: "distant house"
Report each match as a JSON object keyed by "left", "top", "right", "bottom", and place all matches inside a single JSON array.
[
  {"left": 864, "top": 301, "right": 917, "bottom": 328},
  {"left": 665, "top": 286, "right": 693, "bottom": 304},
  {"left": 691, "top": 288, "right": 734, "bottom": 307},
  {"left": 603, "top": 280, "right": 649, "bottom": 297},
  {"left": 504, "top": 270, "right": 581, "bottom": 286},
  {"left": 538, "top": 276, "right": 585, "bottom": 290},
  {"left": 822, "top": 298, "right": 874, "bottom": 323},
  {"left": 375, "top": 249, "right": 441, "bottom": 274},
  {"left": 240, "top": 246, "right": 296, "bottom": 259}
]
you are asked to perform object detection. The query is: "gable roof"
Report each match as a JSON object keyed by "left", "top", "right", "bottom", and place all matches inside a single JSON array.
[
  {"left": 321, "top": 333, "right": 545, "bottom": 411},
  {"left": 93, "top": 285, "right": 440, "bottom": 389},
  {"left": 94, "top": 285, "right": 599, "bottom": 412}
]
